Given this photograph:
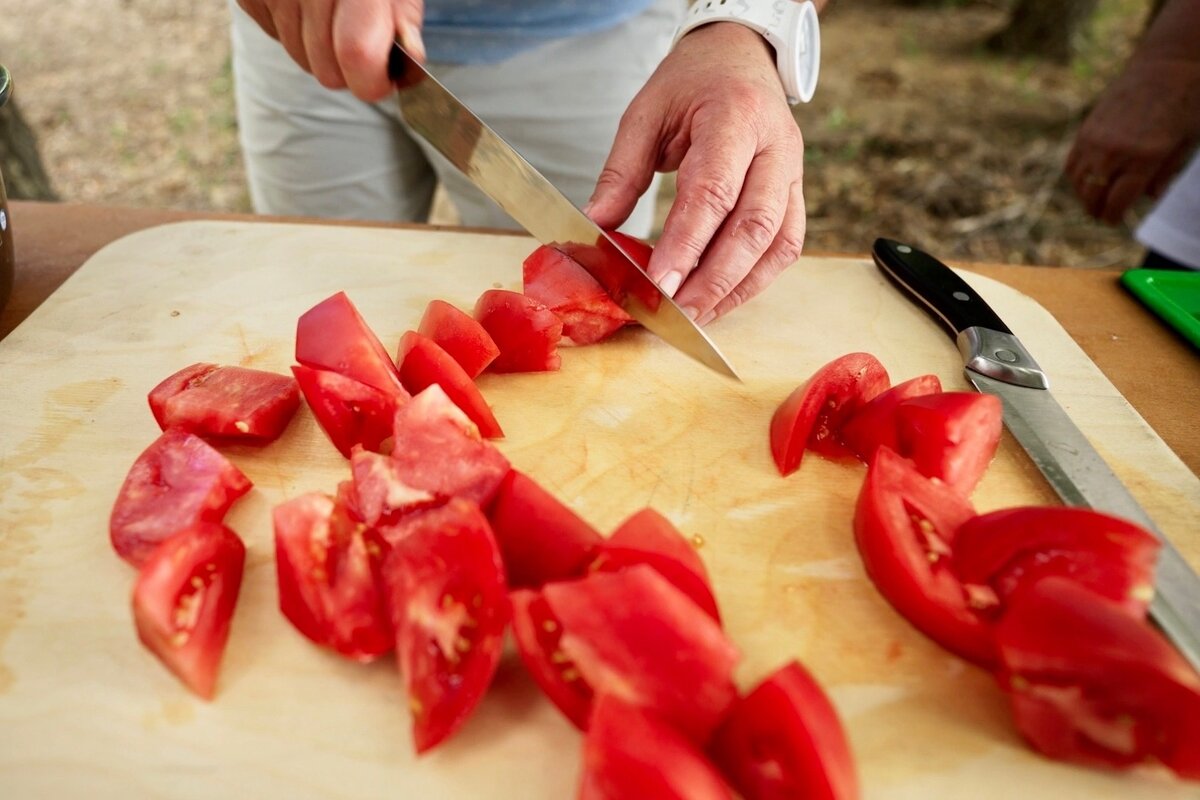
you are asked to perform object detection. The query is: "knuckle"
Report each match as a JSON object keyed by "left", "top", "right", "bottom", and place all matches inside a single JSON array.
[
  {"left": 730, "top": 208, "right": 780, "bottom": 253},
  {"left": 334, "top": 32, "right": 374, "bottom": 72},
  {"left": 688, "top": 177, "right": 740, "bottom": 220},
  {"left": 773, "top": 227, "right": 806, "bottom": 266}
]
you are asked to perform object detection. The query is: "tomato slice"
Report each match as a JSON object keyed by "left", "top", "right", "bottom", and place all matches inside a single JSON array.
[
  {"left": 590, "top": 508, "right": 721, "bottom": 622},
  {"left": 853, "top": 447, "right": 993, "bottom": 666},
  {"left": 272, "top": 492, "right": 392, "bottom": 661},
  {"left": 292, "top": 365, "right": 403, "bottom": 458},
  {"left": 712, "top": 661, "right": 859, "bottom": 800},
  {"left": 132, "top": 522, "right": 245, "bottom": 700},
  {"left": 581, "top": 695, "right": 733, "bottom": 800},
  {"left": 523, "top": 244, "right": 633, "bottom": 346},
  {"left": 895, "top": 392, "right": 1002, "bottom": 495},
  {"left": 770, "top": 353, "right": 890, "bottom": 476},
  {"left": 148, "top": 363, "right": 301, "bottom": 442},
  {"left": 953, "top": 507, "right": 1160, "bottom": 620},
  {"left": 349, "top": 449, "right": 443, "bottom": 527},
  {"left": 473, "top": 289, "right": 563, "bottom": 373},
  {"left": 382, "top": 499, "right": 509, "bottom": 754},
  {"left": 995, "top": 578, "right": 1200, "bottom": 779},
  {"left": 511, "top": 589, "right": 595, "bottom": 728},
  {"left": 840, "top": 374, "right": 942, "bottom": 463},
  {"left": 110, "top": 428, "right": 253, "bottom": 567},
  {"left": 396, "top": 330, "right": 504, "bottom": 439},
  {"left": 562, "top": 231, "right": 662, "bottom": 312},
  {"left": 487, "top": 470, "right": 603, "bottom": 588},
  {"left": 417, "top": 299, "right": 500, "bottom": 378},
  {"left": 295, "top": 291, "right": 406, "bottom": 398}
]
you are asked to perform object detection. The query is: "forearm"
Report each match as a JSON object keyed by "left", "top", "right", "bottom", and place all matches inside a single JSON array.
[{"left": 1133, "top": 0, "right": 1200, "bottom": 64}]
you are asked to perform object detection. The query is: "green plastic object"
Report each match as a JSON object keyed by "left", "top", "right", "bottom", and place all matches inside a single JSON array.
[{"left": 1121, "top": 268, "right": 1200, "bottom": 349}]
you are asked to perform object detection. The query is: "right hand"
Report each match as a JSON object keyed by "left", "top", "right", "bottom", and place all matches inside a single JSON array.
[{"left": 237, "top": 0, "right": 426, "bottom": 101}]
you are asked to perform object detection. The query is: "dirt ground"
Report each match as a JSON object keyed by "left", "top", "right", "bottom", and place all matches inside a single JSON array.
[{"left": 4, "top": 0, "right": 1155, "bottom": 267}]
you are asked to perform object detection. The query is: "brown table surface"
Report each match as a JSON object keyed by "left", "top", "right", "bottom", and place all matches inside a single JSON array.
[{"left": 5, "top": 200, "right": 1198, "bottom": 476}]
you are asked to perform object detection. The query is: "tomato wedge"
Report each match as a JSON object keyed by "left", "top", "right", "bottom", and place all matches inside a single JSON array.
[
  {"left": 953, "top": 507, "right": 1160, "bottom": 621},
  {"left": 292, "top": 365, "right": 402, "bottom": 458},
  {"left": 523, "top": 244, "right": 633, "bottom": 346},
  {"left": 712, "top": 661, "right": 859, "bottom": 800},
  {"left": 840, "top": 374, "right": 942, "bottom": 463},
  {"left": 349, "top": 449, "right": 442, "bottom": 527},
  {"left": 853, "top": 447, "right": 993, "bottom": 666},
  {"left": 895, "top": 392, "right": 1002, "bottom": 495},
  {"left": 295, "top": 291, "right": 406, "bottom": 398},
  {"left": 396, "top": 330, "right": 503, "bottom": 439},
  {"left": 473, "top": 289, "right": 563, "bottom": 373},
  {"left": 581, "top": 695, "right": 733, "bottom": 800},
  {"left": 487, "top": 470, "right": 602, "bottom": 588},
  {"left": 590, "top": 508, "right": 720, "bottom": 622},
  {"left": 995, "top": 578, "right": 1200, "bottom": 779},
  {"left": 382, "top": 499, "right": 509, "bottom": 753},
  {"left": 511, "top": 589, "right": 595, "bottom": 728},
  {"left": 148, "top": 363, "right": 301, "bottom": 442},
  {"left": 417, "top": 299, "right": 500, "bottom": 378},
  {"left": 562, "top": 231, "right": 661, "bottom": 312},
  {"left": 132, "top": 522, "right": 245, "bottom": 700},
  {"left": 110, "top": 428, "right": 253, "bottom": 567},
  {"left": 770, "top": 353, "right": 890, "bottom": 476},
  {"left": 272, "top": 492, "right": 392, "bottom": 661}
]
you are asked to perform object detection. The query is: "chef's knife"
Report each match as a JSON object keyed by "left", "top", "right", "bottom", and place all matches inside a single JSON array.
[
  {"left": 872, "top": 237, "right": 1200, "bottom": 674},
  {"left": 387, "top": 44, "right": 738, "bottom": 380}
]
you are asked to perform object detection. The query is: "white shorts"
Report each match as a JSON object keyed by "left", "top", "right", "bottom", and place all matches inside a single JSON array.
[
  {"left": 1136, "top": 148, "right": 1200, "bottom": 270},
  {"left": 227, "top": 0, "right": 682, "bottom": 236}
]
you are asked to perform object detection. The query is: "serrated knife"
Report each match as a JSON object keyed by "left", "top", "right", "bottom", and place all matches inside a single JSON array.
[
  {"left": 387, "top": 44, "right": 738, "bottom": 380},
  {"left": 872, "top": 237, "right": 1200, "bottom": 674}
]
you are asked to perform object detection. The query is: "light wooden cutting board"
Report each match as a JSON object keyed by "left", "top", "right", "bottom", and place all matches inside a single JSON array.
[{"left": 1, "top": 221, "right": 1197, "bottom": 799}]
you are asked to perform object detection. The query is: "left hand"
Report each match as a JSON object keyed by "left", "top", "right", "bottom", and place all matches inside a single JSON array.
[{"left": 585, "top": 22, "right": 807, "bottom": 326}]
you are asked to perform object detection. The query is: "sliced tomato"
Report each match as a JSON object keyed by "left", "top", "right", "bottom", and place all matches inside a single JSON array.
[
  {"left": 272, "top": 492, "right": 392, "bottom": 661},
  {"left": 770, "top": 353, "right": 890, "bottom": 476},
  {"left": 712, "top": 661, "right": 859, "bottom": 800},
  {"left": 110, "top": 428, "right": 253, "bottom": 567},
  {"left": 292, "top": 365, "right": 402, "bottom": 458},
  {"left": 953, "top": 507, "right": 1160, "bottom": 621},
  {"left": 562, "top": 231, "right": 662, "bottom": 312},
  {"left": 853, "top": 447, "right": 993, "bottom": 666},
  {"left": 132, "top": 522, "right": 245, "bottom": 700},
  {"left": 523, "top": 244, "right": 633, "bottom": 346},
  {"left": 148, "top": 363, "right": 301, "bottom": 442},
  {"left": 473, "top": 289, "right": 563, "bottom": 373},
  {"left": 382, "top": 499, "right": 509, "bottom": 753},
  {"left": 581, "top": 695, "right": 733, "bottom": 800},
  {"left": 417, "top": 299, "right": 500, "bottom": 378},
  {"left": 511, "top": 589, "right": 595, "bottom": 728},
  {"left": 487, "top": 470, "right": 602, "bottom": 588},
  {"left": 590, "top": 508, "right": 720, "bottom": 622},
  {"left": 396, "top": 330, "right": 503, "bottom": 439},
  {"left": 350, "top": 449, "right": 443, "bottom": 527},
  {"left": 295, "top": 291, "right": 406, "bottom": 398},
  {"left": 894, "top": 392, "right": 1002, "bottom": 495},
  {"left": 840, "top": 374, "right": 942, "bottom": 463},
  {"left": 995, "top": 577, "right": 1200, "bottom": 778}
]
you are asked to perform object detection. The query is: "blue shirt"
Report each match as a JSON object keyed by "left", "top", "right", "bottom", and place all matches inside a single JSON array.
[{"left": 425, "top": 0, "right": 656, "bottom": 64}]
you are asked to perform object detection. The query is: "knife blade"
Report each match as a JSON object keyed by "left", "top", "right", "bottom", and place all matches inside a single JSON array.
[
  {"left": 872, "top": 237, "right": 1200, "bottom": 674},
  {"left": 387, "top": 44, "right": 738, "bottom": 380}
]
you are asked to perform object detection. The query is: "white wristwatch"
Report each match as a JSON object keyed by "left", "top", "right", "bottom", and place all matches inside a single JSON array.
[{"left": 672, "top": 0, "right": 821, "bottom": 105}]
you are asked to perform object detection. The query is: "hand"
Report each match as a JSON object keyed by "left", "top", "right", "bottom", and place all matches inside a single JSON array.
[
  {"left": 237, "top": 0, "right": 426, "bottom": 101},
  {"left": 586, "top": 22, "right": 807, "bottom": 325}
]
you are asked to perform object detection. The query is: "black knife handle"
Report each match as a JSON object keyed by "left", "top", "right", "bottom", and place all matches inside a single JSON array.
[
  {"left": 872, "top": 238, "right": 1011, "bottom": 337},
  {"left": 387, "top": 42, "right": 419, "bottom": 88}
]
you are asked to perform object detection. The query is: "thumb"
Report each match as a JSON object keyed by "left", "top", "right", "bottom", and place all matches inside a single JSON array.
[{"left": 586, "top": 107, "right": 662, "bottom": 230}]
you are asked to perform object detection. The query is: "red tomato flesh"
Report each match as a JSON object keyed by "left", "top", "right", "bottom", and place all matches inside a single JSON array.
[
  {"left": 562, "top": 231, "right": 662, "bottom": 312},
  {"left": 295, "top": 291, "right": 406, "bottom": 398},
  {"left": 840, "top": 374, "right": 942, "bottom": 463},
  {"left": 895, "top": 392, "right": 1002, "bottom": 495},
  {"left": 417, "top": 299, "right": 500, "bottom": 378},
  {"left": 110, "top": 428, "right": 253, "bottom": 567},
  {"left": 349, "top": 449, "right": 443, "bottom": 527},
  {"left": 396, "top": 330, "right": 504, "bottom": 439},
  {"left": 522, "top": 244, "right": 633, "bottom": 346},
  {"left": 148, "top": 362, "right": 301, "bottom": 442},
  {"left": 473, "top": 289, "right": 563, "bottom": 373},
  {"left": 510, "top": 589, "right": 595, "bottom": 728},
  {"left": 292, "top": 365, "right": 403, "bottom": 459},
  {"left": 132, "top": 522, "right": 245, "bottom": 700}
]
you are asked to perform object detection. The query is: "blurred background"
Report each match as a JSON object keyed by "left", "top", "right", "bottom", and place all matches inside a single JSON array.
[{"left": 0, "top": 0, "right": 1162, "bottom": 266}]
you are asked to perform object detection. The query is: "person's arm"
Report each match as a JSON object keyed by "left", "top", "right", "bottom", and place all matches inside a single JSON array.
[{"left": 1064, "top": 0, "right": 1200, "bottom": 224}]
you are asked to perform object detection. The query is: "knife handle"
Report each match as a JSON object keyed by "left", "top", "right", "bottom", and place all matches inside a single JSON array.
[{"left": 387, "top": 43, "right": 420, "bottom": 89}]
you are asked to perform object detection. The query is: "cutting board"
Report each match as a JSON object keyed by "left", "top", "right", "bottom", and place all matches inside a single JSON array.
[{"left": 1, "top": 221, "right": 1197, "bottom": 799}]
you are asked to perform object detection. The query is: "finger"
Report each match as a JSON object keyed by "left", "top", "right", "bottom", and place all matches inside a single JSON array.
[
  {"left": 1076, "top": 167, "right": 1113, "bottom": 220},
  {"left": 302, "top": 0, "right": 346, "bottom": 89},
  {"left": 585, "top": 101, "right": 663, "bottom": 231},
  {"left": 272, "top": 1, "right": 311, "bottom": 73},
  {"left": 1147, "top": 143, "right": 1190, "bottom": 198},
  {"left": 1098, "top": 167, "right": 1153, "bottom": 226},
  {"left": 332, "top": 0, "right": 411, "bottom": 101},
  {"left": 238, "top": 0, "right": 278, "bottom": 39},
  {"left": 394, "top": 0, "right": 426, "bottom": 63}
]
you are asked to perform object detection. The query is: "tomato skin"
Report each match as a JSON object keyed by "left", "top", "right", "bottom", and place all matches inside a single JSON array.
[
  {"left": 148, "top": 363, "right": 301, "bottom": 442},
  {"left": 522, "top": 245, "right": 632, "bottom": 346},
  {"left": 382, "top": 499, "right": 509, "bottom": 754},
  {"left": 712, "top": 661, "right": 859, "bottom": 800},
  {"left": 292, "top": 365, "right": 402, "bottom": 459},
  {"left": 840, "top": 374, "right": 942, "bottom": 463},
  {"left": 895, "top": 392, "right": 1002, "bottom": 495},
  {"left": 581, "top": 695, "right": 733, "bottom": 800},
  {"left": 473, "top": 289, "right": 563, "bottom": 373},
  {"left": 853, "top": 447, "right": 994, "bottom": 666},
  {"left": 770, "top": 353, "right": 890, "bottom": 476},
  {"left": 511, "top": 589, "right": 595, "bottom": 728},
  {"left": 132, "top": 522, "right": 245, "bottom": 700},
  {"left": 417, "top": 299, "right": 500, "bottom": 379},
  {"left": 110, "top": 428, "right": 253, "bottom": 567},
  {"left": 295, "top": 291, "right": 406, "bottom": 398},
  {"left": 396, "top": 330, "right": 504, "bottom": 439},
  {"left": 564, "top": 231, "right": 662, "bottom": 312}
]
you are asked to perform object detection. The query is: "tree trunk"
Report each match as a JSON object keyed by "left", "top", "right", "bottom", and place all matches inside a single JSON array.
[
  {"left": 0, "top": 97, "right": 58, "bottom": 201},
  {"left": 986, "top": 0, "right": 1100, "bottom": 63}
]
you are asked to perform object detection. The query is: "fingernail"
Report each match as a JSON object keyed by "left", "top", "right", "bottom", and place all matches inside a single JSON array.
[
  {"left": 401, "top": 22, "right": 426, "bottom": 63},
  {"left": 681, "top": 305, "right": 699, "bottom": 320},
  {"left": 658, "top": 270, "right": 683, "bottom": 297}
]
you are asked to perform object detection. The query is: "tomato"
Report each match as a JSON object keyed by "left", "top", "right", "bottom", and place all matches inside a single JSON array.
[
  {"left": 349, "top": 449, "right": 442, "bottom": 527},
  {"left": 590, "top": 508, "right": 720, "bottom": 622},
  {"left": 295, "top": 291, "right": 406, "bottom": 398},
  {"left": 110, "top": 428, "right": 253, "bottom": 567},
  {"left": 953, "top": 507, "right": 1160, "bottom": 620},
  {"left": 562, "top": 231, "right": 662, "bottom": 312},
  {"left": 523, "top": 244, "right": 633, "bottom": 346},
  {"left": 417, "top": 299, "right": 500, "bottom": 378},
  {"left": 292, "top": 365, "right": 403, "bottom": 458},
  {"left": 132, "top": 522, "right": 245, "bottom": 700},
  {"left": 396, "top": 330, "right": 504, "bottom": 439},
  {"left": 895, "top": 392, "right": 1002, "bottom": 495},
  {"left": 581, "top": 695, "right": 733, "bottom": 800},
  {"left": 382, "top": 499, "right": 509, "bottom": 753},
  {"left": 511, "top": 589, "right": 595, "bottom": 728},
  {"left": 148, "top": 363, "right": 301, "bottom": 442},
  {"left": 487, "top": 470, "right": 602, "bottom": 588},
  {"left": 853, "top": 447, "right": 993, "bottom": 666},
  {"left": 473, "top": 289, "right": 563, "bottom": 373},
  {"left": 995, "top": 578, "right": 1200, "bottom": 779},
  {"left": 272, "top": 492, "right": 392, "bottom": 661},
  {"left": 770, "top": 353, "right": 890, "bottom": 476},
  {"left": 840, "top": 374, "right": 942, "bottom": 463},
  {"left": 712, "top": 661, "right": 859, "bottom": 800}
]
